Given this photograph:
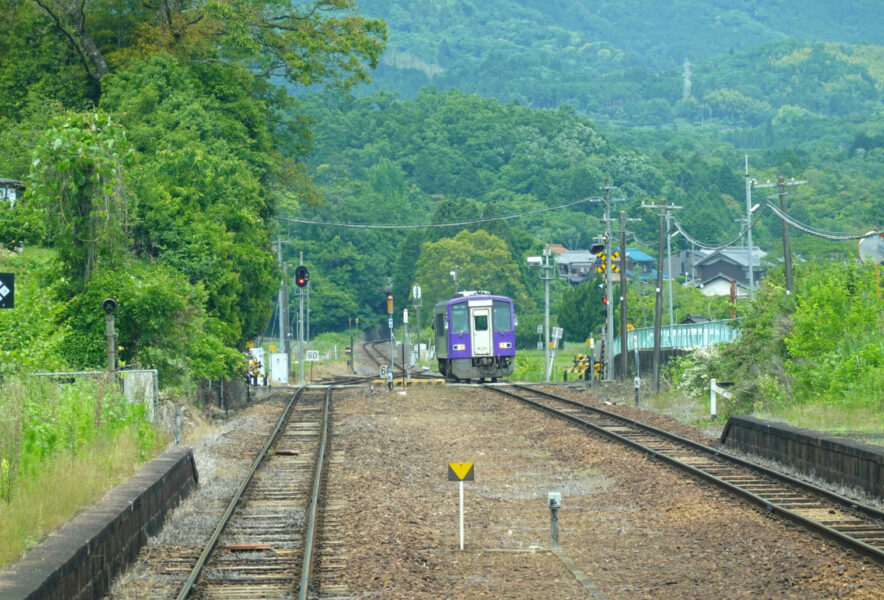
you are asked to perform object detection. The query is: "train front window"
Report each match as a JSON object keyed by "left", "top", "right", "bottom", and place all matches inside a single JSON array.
[
  {"left": 474, "top": 314, "right": 488, "bottom": 331},
  {"left": 450, "top": 304, "right": 469, "bottom": 333},
  {"left": 493, "top": 301, "right": 512, "bottom": 331}
]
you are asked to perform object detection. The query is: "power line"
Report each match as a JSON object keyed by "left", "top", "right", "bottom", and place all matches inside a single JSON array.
[
  {"left": 275, "top": 197, "right": 600, "bottom": 229},
  {"left": 278, "top": 195, "right": 881, "bottom": 245},
  {"left": 764, "top": 203, "right": 879, "bottom": 241}
]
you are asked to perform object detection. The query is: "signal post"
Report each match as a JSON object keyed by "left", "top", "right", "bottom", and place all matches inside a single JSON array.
[{"left": 295, "top": 260, "right": 309, "bottom": 386}]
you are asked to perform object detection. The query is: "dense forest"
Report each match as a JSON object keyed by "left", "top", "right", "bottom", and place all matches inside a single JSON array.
[{"left": 0, "top": 0, "right": 386, "bottom": 383}]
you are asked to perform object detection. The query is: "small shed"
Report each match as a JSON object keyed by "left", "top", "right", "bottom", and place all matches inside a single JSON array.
[{"left": 1, "top": 178, "right": 23, "bottom": 207}]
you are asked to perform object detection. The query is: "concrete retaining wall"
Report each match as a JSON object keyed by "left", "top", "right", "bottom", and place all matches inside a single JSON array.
[
  {"left": 0, "top": 446, "right": 198, "bottom": 600},
  {"left": 721, "top": 416, "right": 883, "bottom": 500}
]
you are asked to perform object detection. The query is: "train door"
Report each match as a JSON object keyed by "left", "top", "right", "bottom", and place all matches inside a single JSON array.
[{"left": 470, "top": 307, "right": 492, "bottom": 356}]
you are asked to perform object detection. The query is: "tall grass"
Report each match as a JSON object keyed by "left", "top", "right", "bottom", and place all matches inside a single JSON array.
[{"left": 0, "top": 375, "right": 164, "bottom": 567}]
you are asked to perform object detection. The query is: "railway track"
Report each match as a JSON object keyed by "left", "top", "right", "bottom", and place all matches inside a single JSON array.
[
  {"left": 488, "top": 383, "right": 884, "bottom": 565},
  {"left": 361, "top": 339, "right": 442, "bottom": 381},
  {"left": 174, "top": 386, "right": 332, "bottom": 599}
]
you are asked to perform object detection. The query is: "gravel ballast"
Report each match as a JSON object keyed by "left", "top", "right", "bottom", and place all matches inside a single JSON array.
[{"left": 108, "top": 384, "right": 883, "bottom": 599}]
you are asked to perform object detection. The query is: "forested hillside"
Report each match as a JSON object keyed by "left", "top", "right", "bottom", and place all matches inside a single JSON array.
[
  {"left": 0, "top": 0, "right": 385, "bottom": 383},
  {"left": 0, "top": 0, "right": 881, "bottom": 392},
  {"left": 357, "top": 0, "right": 884, "bottom": 122}
]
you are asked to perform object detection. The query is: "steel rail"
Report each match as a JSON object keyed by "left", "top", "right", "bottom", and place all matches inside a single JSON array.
[
  {"left": 511, "top": 384, "right": 883, "bottom": 519},
  {"left": 491, "top": 384, "right": 884, "bottom": 565},
  {"left": 176, "top": 387, "right": 305, "bottom": 599},
  {"left": 298, "top": 386, "right": 332, "bottom": 600}
]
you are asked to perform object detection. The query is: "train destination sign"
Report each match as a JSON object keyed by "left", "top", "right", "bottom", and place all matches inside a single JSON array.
[{"left": 0, "top": 273, "right": 13, "bottom": 309}]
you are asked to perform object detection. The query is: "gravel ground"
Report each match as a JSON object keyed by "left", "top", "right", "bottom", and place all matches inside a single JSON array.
[
  {"left": 105, "top": 378, "right": 883, "bottom": 599},
  {"left": 322, "top": 385, "right": 883, "bottom": 599}
]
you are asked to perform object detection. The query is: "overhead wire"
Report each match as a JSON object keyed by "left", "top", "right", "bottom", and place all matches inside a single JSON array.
[
  {"left": 278, "top": 193, "right": 881, "bottom": 250},
  {"left": 275, "top": 196, "right": 601, "bottom": 229}
]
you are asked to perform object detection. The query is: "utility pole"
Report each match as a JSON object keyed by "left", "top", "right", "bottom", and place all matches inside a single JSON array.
[
  {"left": 744, "top": 156, "right": 757, "bottom": 300},
  {"left": 755, "top": 176, "right": 806, "bottom": 295},
  {"left": 617, "top": 211, "right": 640, "bottom": 380},
  {"left": 665, "top": 208, "right": 683, "bottom": 324},
  {"left": 283, "top": 261, "right": 290, "bottom": 377},
  {"left": 682, "top": 58, "right": 692, "bottom": 100},
  {"left": 413, "top": 286, "right": 422, "bottom": 365},
  {"left": 601, "top": 180, "right": 624, "bottom": 380},
  {"left": 277, "top": 241, "right": 285, "bottom": 352},
  {"left": 543, "top": 248, "right": 553, "bottom": 382},
  {"left": 619, "top": 212, "right": 629, "bottom": 380},
  {"left": 643, "top": 199, "right": 682, "bottom": 393}
]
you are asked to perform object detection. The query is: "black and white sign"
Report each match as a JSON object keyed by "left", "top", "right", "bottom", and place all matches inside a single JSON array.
[
  {"left": 305, "top": 350, "right": 320, "bottom": 362},
  {"left": 0, "top": 273, "right": 13, "bottom": 309}
]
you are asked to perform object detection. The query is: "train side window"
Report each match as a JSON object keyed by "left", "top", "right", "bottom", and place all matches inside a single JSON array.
[
  {"left": 474, "top": 314, "right": 488, "bottom": 331},
  {"left": 450, "top": 304, "right": 469, "bottom": 333},
  {"left": 492, "top": 301, "right": 512, "bottom": 331},
  {"left": 435, "top": 312, "right": 446, "bottom": 332}
]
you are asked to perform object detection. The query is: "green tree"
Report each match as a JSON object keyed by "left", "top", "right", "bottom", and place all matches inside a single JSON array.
[
  {"left": 414, "top": 230, "right": 530, "bottom": 312},
  {"left": 557, "top": 278, "right": 607, "bottom": 342},
  {"left": 23, "top": 0, "right": 386, "bottom": 95},
  {"left": 26, "top": 111, "right": 132, "bottom": 288}
]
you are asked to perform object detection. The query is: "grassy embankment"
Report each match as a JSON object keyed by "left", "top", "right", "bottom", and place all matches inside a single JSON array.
[
  {"left": 514, "top": 344, "right": 882, "bottom": 444},
  {"left": 0, "top": 376, "right": 165, "bottom": 568}
]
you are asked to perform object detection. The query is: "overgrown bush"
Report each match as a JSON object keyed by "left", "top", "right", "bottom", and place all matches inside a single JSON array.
[
  {"left": 0, "top": 376, "right": 156, "bottom": 503},
  {"left": 669, "top": 260, "right": 883, "bottom": 419}
]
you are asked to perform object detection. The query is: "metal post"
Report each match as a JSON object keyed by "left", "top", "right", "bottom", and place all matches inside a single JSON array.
[
  {"left": 175, "top": 404, "right": 182, "bottom": 445},
  {"left": 278, "top": 241, "right": 285, "bottom": 351},
  {"left": 105, "top": 311, "right": 116, "bottom": 374},
  {"left": 666, "top": 212, "right": 675, "bottom": 325},
  {"left": 653, "top": 202, "right": 665, "bottom": 394},
  {"left": 619, "top": 211, "right": 628, "bottom": 380},
  {"left": 550, "top": 506, "right": 559, "bottom": 550},
  {"left": 543, "top": 247, "right": 551, "bottom": 382},
  {"left": 459, "top": 480, "right": 465, "bottom": 550},
  {"left": 298, "top": 251, "right": 305, "bottom": 386},
  {"left": 283, "top": 261, "right": 290, "bottom": 377},
  {"left": 403, "top": 309, "right": 410, "bottom": 383},
  {"left": 745, "top": 156, "right": 756, "bottom": 300},
  {"left": 778, "top": 176, "right": 794, "bottom": 295},
  {"left": 389, "top": 315, "right": 395, "bottom": 387},
  {"left": 603, "top": 181, "right": 614, "bottom": 381}
]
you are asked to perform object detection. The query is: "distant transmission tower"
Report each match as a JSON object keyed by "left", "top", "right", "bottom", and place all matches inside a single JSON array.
[{"left": 682, "top": 58, "right": 692, "bottom": 99}]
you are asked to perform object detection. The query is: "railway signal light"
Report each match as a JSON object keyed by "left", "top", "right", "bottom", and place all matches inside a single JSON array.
[
  {"left": 386, "top": 295, "right": 393, "bottom": 314},
  {"left": 295, "top": 265, "right": 309, "bottom": 288}
]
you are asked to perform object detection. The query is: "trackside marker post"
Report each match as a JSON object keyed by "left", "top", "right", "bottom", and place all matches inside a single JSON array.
[{"left": 448, "top": 462, "right": 474, "bottom": 550}]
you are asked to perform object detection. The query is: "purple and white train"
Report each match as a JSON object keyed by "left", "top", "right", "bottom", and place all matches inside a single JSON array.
[{"left": 432, "top": 291, "right": 516, "bottom": 382}]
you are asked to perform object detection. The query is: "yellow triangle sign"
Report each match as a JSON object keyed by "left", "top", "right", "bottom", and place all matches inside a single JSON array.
[{"left": 448, "top": 462, "right": 474, "bottom": 481}]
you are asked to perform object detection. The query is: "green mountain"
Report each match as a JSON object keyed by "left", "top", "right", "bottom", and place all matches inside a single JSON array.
[{"left": 357, "top": 0, "right": 884, "bottom": 115}]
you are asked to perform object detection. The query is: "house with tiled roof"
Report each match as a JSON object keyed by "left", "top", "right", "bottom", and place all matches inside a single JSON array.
[{"left": 694, "top": 247, "right": 766, "bottom": 296}]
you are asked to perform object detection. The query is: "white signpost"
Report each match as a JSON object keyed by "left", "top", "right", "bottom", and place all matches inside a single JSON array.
[
  {"left": 547, "top": 327, "right": 563, "bottom": 381},
  {"left": 447, "top": 462, "right": 475, "bottom": 550},
  {"left": 306, "top": 350, "right": 320, "bottom": 362}
]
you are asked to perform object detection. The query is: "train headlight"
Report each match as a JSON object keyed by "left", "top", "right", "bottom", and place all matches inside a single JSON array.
[
  {"left": 498, "top": 342, "right": 512, "bottom": 349},
  {"left": 453, "top": 344, "right": 466, "bottom": 351}
]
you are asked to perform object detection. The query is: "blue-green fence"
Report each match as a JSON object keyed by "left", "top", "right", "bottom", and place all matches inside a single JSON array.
[{"left": 614, "top": 319, "right": 742, "bottom": 355}]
